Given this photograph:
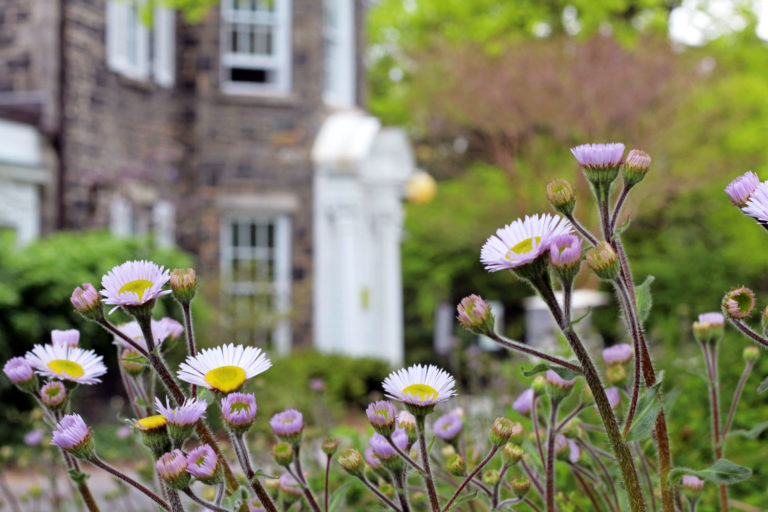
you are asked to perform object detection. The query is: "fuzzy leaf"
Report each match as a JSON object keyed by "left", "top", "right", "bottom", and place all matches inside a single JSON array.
[
  {"left": 668, "top": 459, "right": 751, "bottom": 485},
  {"left": 758, "top": 376, "right": 768, "bottom": 394},
  {"left": 624, "top": 378, "right": 663, "bottom": 441},
  {"left": 726, "top": 420, "right": 768, "bottom": 440},
  {"left": 615, "top": 217, "right": 632, "bottom": 236},
  {"left": 634, "top": 275, "right": 655, "bottom": 323},
  {"left": 521, "top": 363, "right": 581, "bottom": 380}
]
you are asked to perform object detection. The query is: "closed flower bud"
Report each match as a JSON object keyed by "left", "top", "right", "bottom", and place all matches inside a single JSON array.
[
  {"left": 366, "top": 401, "right": 397, "bottom": 436},
  {"left": 502, "top": 443, "right": 524, "bottom": 466},
  {"left": 40, "top": 381, "right": 67, "bottom": 410},
  {"left": 3, "top": 357, "right": 37, "bottom": 392},
  {"left": 322, "top": 438, "right": 339, "bottom": 456},
  {"left": 490, "top": 418, "right": 516, "bottom": 446},
  {"left": 586, "top": 242, "right": 619, "bottom": 280},
  {"left": 606, "top": 364, "right": 627, "bottom": 385},
  {"left": 549, "top": 234, "right": 582, "bottom": 282},
  {"left": 571, "top": 143, "right": 624, "bottom": 186},
  {"left": 622, "top": 149, "right": 651, "bottom": 186},
  {"left": 264, "top": 478, "right": 280, "bottom": 497},
  {"left": 156, "top": 449, "right": 190, "bottom": 490},
  {"left": 681, "top": 475, "right": 705, "bottom": 497},
  {"left": 511, "top": 477, "right": 531, "bottom": 498},
  {"left": 272, "top": 442, "right": 294, "bottom": 466},
  {"left": 545, "top": 370, "right": 576, "bottom": 402},
  {"left": 546, "top": 179, "right": 576, "bottom": 215},
  {"left": 378, "top": 483, "right": 395, "bottom": 499},
  {"left": 70, "top": 283, "right": 104, "bottom": 321},
  {"left": 186, "top": 444, "right": 221, "bottom": 485},
  {"left": 531, "top": 376, "right": 547, "bottom": 396},
  {"left": 743, "top": 346, "right": 760, "bottom": 363},
  {"left": 338, "top": 448, "right": 363, "bottom": 476},
  {"left": 692, "top": 312, "right": 725, "bottom": 344},
  {"left": 51, "top": 414, "right": 95, "bottom": 460},
  {"left": 722, "top": 286, "right": 755, "bottom": 320},
  {"left": 725, "top": 171, "right": 760, "bottom": 207},
  {"left": 447, "top": 454, "right": 465, "bottom": 476},
  {"left": 397, "top": 411, "right": 418, "bottom": 446},
  {"left": 169, "top": 268, "right": 198, "bottom": 304},
  {"left": 134, "top": 415, "right": 171, "bottom": 457},
  {"left": 120, "top": 349, "right": 146, "bottom": 376},
  {"left": 482, "top": 469, "right": 500, "bottom": 486},
  {"left": 456, "top": 295, "right": 495, "bottom": 335}
]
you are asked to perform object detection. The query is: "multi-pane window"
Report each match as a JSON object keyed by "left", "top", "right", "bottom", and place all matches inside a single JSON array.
[
  {"left": 220, "top": 215, "right": 292, "bottom": 352},
  {"left": 220, "top": 0, "right": 292, "bottom": 94},
  {"left": 106, "top": 0, "right": 175, "bottom": 86},
  {"left": 323, "top": 0, "right": 355, "bottom": 105}
]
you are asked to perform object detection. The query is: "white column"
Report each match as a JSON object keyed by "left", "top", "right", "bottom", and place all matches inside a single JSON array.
[
  {"left": 374, "top": 209, "right": 404, "bottom": 365},
  {"left": 334, "top": 203, "right": 363, "bottom": 356}
]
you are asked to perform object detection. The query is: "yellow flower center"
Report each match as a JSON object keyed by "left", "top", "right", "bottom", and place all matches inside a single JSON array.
[
  {"left": 194, "top": 455, "right": 206, "bottom": 466},
  {"left": 138, "top": 415, "right": 167, "bottom": 431},
  {"left": 205, "top": 366, "right": 246, "bottom": 393},
  {"left": 48, "top": 360, "right": 84, "bottom": 378},
  {"left": 402, "top": 383, "right": 438, "bottom": 402},
  {"left": 505, "top": 236, "right": 540, "bottom": 261},
  {"left": 119, "top": 279, "right": 154, "bottom": 300}
]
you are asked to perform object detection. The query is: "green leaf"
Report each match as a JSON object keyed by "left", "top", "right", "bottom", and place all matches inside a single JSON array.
[
  {"left": 68, "top": 470, "right": 90, "bottom": 484},
  {"left": 521, "top": 363, "right": 581, "bottom": 381},
  {"left": 446, "top": 490, "right": 478, "bottom": 511},
  {"left": 615, "top": 217, "right": 632, "bottom": 236},
  {"left": 624, "top": 378, "right": 663, "bottom": 441},
  {"left": 726, "top": 420, "right": 768, "bottom": 440},
  {"left": 568, "top": 307, "right": 592, "bottom": 328},
  {"left": 634, "top": 275, "right": 655, "bottom": 323},
  {"left": 668, "top": 459, "right": 752, "bottom": 485},
  {"left": 328, "top": 482, "right": 352, "bottom": 512},
  {"left": 758, "top": 376, "right": 768, "bottom": 394}
]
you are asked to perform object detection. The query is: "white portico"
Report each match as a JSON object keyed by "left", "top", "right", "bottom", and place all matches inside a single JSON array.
[{"left": 312, "top": 111, "right": 415, "bottom": 365}]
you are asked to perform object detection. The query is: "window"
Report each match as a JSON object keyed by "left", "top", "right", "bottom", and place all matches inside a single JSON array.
[
  {"left": 106, "top": 1, "right": 175, "bottom": 86},
  {"left": 221, "top": 215, "right": 292, "bottom": 352},
  {"left": 109, "top": 194, "right": 175, "bottom": 247},
  {"left": 323, "top": 0, "right": 355, "bottom": 105},
  {"left": 220, "top": 0, "right": 292, "bottom": 95}
]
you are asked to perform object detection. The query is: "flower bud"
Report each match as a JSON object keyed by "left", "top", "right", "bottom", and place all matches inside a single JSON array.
[
  {"left": 264, "top": 478, "right": 280, "bottom": 497},
  {"left": 120, "top": 349, "right": 146, "bottom": 376},
  {"left": 532, "top": 376, "right": 547, "bottom": 396},
  {"left": 186, "top": 444, "right": 221, "bottom": 485},
  {"left": 446, "top": 454, "right": 465, "bottom": 476},
  {"left": 502, "top": 443, "right": 524, "bottom": 466},
  {"left": 3, "top": 357, "right": 37, "bottom": 393},
  {"left": 378, "top": 483, "right": 395, "bottom": 499},
  {"left": 511, "top": 477, "right": 531, "bottom": 498},
  {"left": 366, "top": 401, "right": 397, "bottom": 436},
  {"left": 482, "top": 470, "right": 500, "bottom": 486},
  {"left": 692, "top": 312, "right": 725, "bottom": 344},
  {"left": 545, "top": 370, "right": 576, "bottom": 402},
  {"left": 725, "top": 171, "right": 760, "bottom": 207},
  {"left": 134, "top": 415, "right": 171, "bottom": 457},
  {"left": 169, "top": 268, "right": 198, "bottom": 304},
  {"left": 270, "top": 409, "right": 303, "bottom": 445},
  {"left": 586, "top": 242, "right": 619, "bottom": 280},
  {"left": 51, "top": 414, "right": 95, "bottom": 460},
  {"left": 622, "top": 149, "right": 651, "bottom": 187},
  {"left": 546, "top": 179, "right": 576, "bottom": 215},
  {"left": 722, "top": 286, "right": 755, "bottom": 320},
  {"left": 680, "top": 475, "right": 704, "bottom": 498},
  {"left": 571, "top": 143, "right": 624, "bottom": 186},
  {"left": 602, "top": 344, "right": 633, "bottom": 365},
  {"left": 456, "top": 295, "right": 495, "bottom": 335},
  {"left": 743, "top": 346, "right": 760, "bottom": 363},
  {"left": 512, "top": 389, "right": 534, "bottom": 415},
  {"left": 70, "top": 283, "right": 104, "bottom": 321},
  {"left": 490, "top": 418, "right": 516, "bottom": 446},
  {"left": 322, "top": 438, "right": 339, "bottom": 456},
  {"left": 222, "top": 393, "right": 258, "bottom": 436},
  {"left": 397, "top": 411, "right": 418, "bottom": 446},
  {"left": 40, "top": 381, "right": 67, "bottom": 410},
  {"left": 606, "top": 364, "right": 627, "bottom": 385},
  {"left": 272, "top": 442, "right": 294, "bottom": 466},
  {"left": 549, "top": 234, "right": 582, "bottom": 283},
  {"left": 156, "top": 449, "right": 191, "bottom": 490},
  {"left": 338, "top": 448, "right": 363, "bottom": 476}
]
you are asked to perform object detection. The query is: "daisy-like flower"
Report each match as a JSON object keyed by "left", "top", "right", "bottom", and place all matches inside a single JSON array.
[
  {"left": 369, "top": 428, "right": 408, "bottom": 463},
  {"left": 155, "top": 397, "right": 207, "bottom": 443},
  {"left": 40, "top": 381, "right": 67, "bottom": 409},
  {"left": 71, "top": 283, "right": 102, "bottom": 319},
  {"left": 160, "top": 317, "right": 184, "bottom": 340},
  {"left": 512, "top": 389, "right": 534, "bottom": 415},
  {"left": 742, "top": 180, "right": 768, "bottom": 223},
  {"left": 383, "top": 364, "right": 457, "bottom": 412},
  {"left": 570, "top": 143, "right": 625, "bottom": 169},
  {"left": 481, "top": 214, "right": 573, "bottom": 275},
  {"left": 3, "top": 357, "right": 35, "bottom": 387},
  {"left": 100, "top": 260, "right": 171, "bottom": 312},
  {"left": 456, "top": 295, "right": 494, "bottom": 334},
  {"left": 366, "top": 400, "right": 397, "bottom": 436},
  {"left": 270, "top": 409, "right": 303, "bottom": 444},
  {"left": 156, "top": 449, "right": 190, "bottom": 490},
  {"left": 134, "top": 414, "right": 171, "bottom": 455},
  {"left": 364, "top": 446, "right": 382, "bottom": 469},
  {"left": 433, "top": 413, "right": 463, "bottom": 442},
  {"left": 51, "top": 414, "right": 94, "bottom": 459},
  {"left": 25, "top": 344, "right": 106, "bottom": 385},
  {"left": 221, "top": 393, "right": 258, "bottom": 434},
  {"left": 693, "top": 312, "right": 726, "bottom": 344},
  {"left": 114, "top": 320, "right": 171, "bottom": 352},
  {"left": 186, "top": 444, "right": 220, "bottom": 484},
  {"left": 51, "top": 329, "right": 80, "bottom": 348},
  {"left": 726, "top": 171, "right": 760, "bottom": 207},
  {"left": 177, "top": 343, "right": 271, "bottom": 394},
  {"left": 602, "top": 344, "right": 633, "bottom": 365},
  {"left": 24, "top": 429, "right": 44, "bottom": 446}
]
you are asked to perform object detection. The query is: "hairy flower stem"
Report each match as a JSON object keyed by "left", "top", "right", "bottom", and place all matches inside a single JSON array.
[
  {"left": 386, "top": 436, "right": 425, "bottom": 473},
  {"left": 573, "top": 470, "right": 604, "bottom": 512},
  {"left": 531, "top": 396, "right": 546, "bottom": 468},
  {"left": 293, "top": 446, "right": 322, "bottom": 512},
  {"left": 61, "top": 451, "right": 100, "bottom": 512},
  {"left": 610, "top": 185, "right": 633, "bottom": 233},
  {"left": 727, "top": 318, "right": 768, "bottom": 349},
  {"left": 165, "top": 487, "right": 184, "bottom": 512},
  {"left": 88, "top": 456, "right": 169, "bottom": 510},
  {"left": 230, "top": 434, "right": 279, "bottom": 512},
  {"left": 358, "top": 475, "right": 402, "bottom": 512},
  {"left": 531, "top": 274, "right": 646, "bottom": 512},
  {"left": 492, "top": 465, "right": 509, "bottom": 508},
  {"left": 702, "top": 343, "right": 728, "bottom": 511},
  {"left": 183, "top": 488, "right": 229, "bottom": 512},
  {"left": 441, "top": 445, "right": 498, "bottom": 512},
  {"left": 545, "top": 400, "right": 560, "bottom": 512},
  {"left": 180, "top": 303, "right": 197, "bottom": 398},
  {"left": 324, "top": 454, "right": 331, "bottom": 512},
  {"left": 394, "top": 471, "right": 411, "bottom": 512},
  {"left": 416, "top": 415, "right": 441, "bottom": 512},
  {"left": 614, "top": 282, "right": 642, "bottom": 437},
  {"left": 488, "top": 332, "right": 582, "bottom": 373},
  {"left": 521, "top": 459, "right": 545, "bottom": 497},
  {"left": 723, "top": 360, "right": 754, "bottom": 439}
]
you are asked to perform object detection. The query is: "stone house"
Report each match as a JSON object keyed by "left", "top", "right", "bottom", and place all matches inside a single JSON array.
[{"left": 0, "top": 0, "right": 414, "bottom": 364}]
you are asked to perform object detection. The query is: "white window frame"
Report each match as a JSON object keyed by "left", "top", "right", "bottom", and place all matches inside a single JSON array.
[
  {"left": 219, "top": 0, "right": 292, "bottom": 96},
  {"left": 323, "top": 0, "right": 355, "bottom": 106},
  {"left": 220, "top": 213, "right": 292, "bottom": 353},
  {"left": 106, "top": 1, "right": 175, "bottom": 86}
]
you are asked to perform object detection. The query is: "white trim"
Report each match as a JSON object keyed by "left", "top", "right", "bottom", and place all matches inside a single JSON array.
[
  {"left": 153, "top": 7, "right": 176, "bottom": 87},
  {"left": 219, "top": 0, "right": 292, "bottom": 95},
  {"left": 323, "top": 0, "right": 356, "bottom": 106}
]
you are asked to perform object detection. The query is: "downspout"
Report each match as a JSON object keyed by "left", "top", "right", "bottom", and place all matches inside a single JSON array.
[{"left": 53, "top": 0, "right": 67, "bottom": 229}]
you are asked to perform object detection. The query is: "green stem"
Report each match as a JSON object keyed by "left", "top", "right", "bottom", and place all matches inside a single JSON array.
[
  {"left": 545, "top": 400, "right": 560, "bottom": 512},
  {"left": 416, "top": 415, "right": 441, "bottom": 512},
  {"left": 440, "top": 445, "right": 498, "bottom": 512}
]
